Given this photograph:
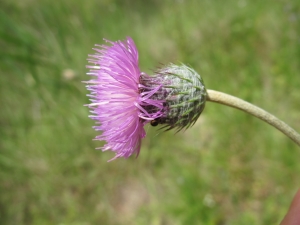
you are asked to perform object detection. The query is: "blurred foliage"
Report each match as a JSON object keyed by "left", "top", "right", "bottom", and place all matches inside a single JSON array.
[{"left": 1, "top": 0, "right": 300, "bottom": 224}]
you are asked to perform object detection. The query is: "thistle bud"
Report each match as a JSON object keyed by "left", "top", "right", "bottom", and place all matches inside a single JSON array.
[{"left": 141, "top": 64, "right": 207, "bottom": 131}]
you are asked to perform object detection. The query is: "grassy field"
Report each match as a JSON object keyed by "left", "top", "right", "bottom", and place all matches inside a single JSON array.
[{"left": 1, "top": 0, "right": 300, "bottom": 224}]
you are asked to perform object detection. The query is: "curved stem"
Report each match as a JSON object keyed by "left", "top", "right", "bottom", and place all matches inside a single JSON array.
[{"left": 206, "top": 89, "right": 300, "bottom": 147}]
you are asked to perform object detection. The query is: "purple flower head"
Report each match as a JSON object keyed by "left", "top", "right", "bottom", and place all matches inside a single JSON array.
[{"left": 85, "top": 37, "right": 164, "bottom": 161}]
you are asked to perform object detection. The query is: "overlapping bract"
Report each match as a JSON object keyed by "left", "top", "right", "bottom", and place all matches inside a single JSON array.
[{"left": 143, "top": 64, "right": 207, "bottom": 131}]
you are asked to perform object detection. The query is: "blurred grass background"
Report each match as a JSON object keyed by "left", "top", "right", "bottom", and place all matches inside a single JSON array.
[{"left": 1, "top": 0, "right": 300, "bottom": 224}]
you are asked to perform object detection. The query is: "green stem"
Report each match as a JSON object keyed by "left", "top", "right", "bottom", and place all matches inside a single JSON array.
[{"left": 206, "top": 89, "right": 300, "bottom": 146}]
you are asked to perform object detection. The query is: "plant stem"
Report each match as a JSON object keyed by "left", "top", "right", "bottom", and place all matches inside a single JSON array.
[{"left": 206, "top": 89, "right": 300, "bottom": 147}]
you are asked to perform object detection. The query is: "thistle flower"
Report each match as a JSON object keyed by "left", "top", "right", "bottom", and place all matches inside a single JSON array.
[
  {"left": 85, "top": 37, "right": 207, "bottom": 161},
  {"left": 85, "top": 37, "right": 164, "bottom": 161}
]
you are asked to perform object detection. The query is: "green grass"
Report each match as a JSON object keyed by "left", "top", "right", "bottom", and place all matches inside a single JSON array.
[{"left": 1, "top": 0, "right": 300, "bottom": 224}]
